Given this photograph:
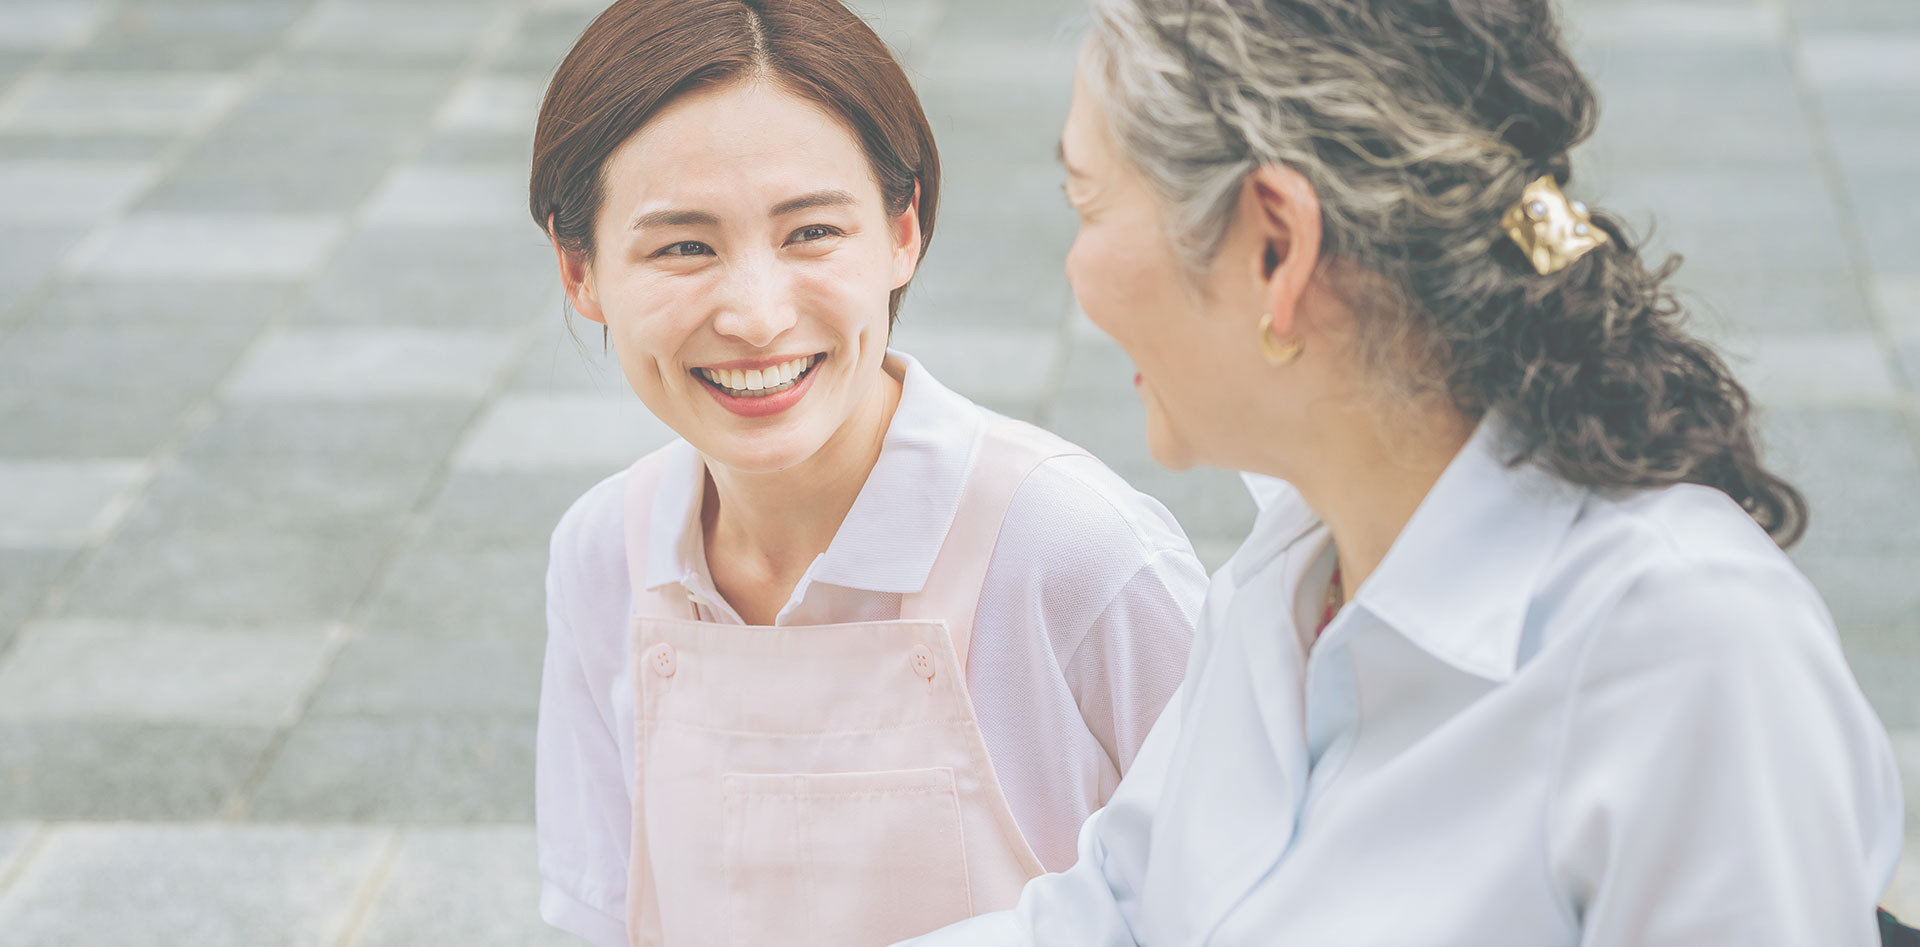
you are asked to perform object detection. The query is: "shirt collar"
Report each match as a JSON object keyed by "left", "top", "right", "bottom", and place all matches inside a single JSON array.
[
  {"left": 1348, "top": 414, "right": 1588, "bottom": 682},
  {"left": 641, "top": 350, "right": 982, "bottom": 596}
]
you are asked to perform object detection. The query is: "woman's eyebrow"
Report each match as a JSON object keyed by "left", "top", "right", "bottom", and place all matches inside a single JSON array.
[
  {"left": 770, "top": 189, "right": 858, "bottom": 217},
  {"left": 630, "top": 208, "right": 720, "bottom": 231}
]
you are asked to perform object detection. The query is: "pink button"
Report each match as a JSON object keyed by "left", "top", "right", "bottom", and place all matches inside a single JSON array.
[
  {"left": 908, "top": 644, "right": 936, "bottom": 680},
  {"left": 647, "top": 643, "right": 677, "bottom": 678}
]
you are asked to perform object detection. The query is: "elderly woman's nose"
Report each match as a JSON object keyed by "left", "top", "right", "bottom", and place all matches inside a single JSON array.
[{"left": 711, "top": 250, "right": 797, "bottom": 347}]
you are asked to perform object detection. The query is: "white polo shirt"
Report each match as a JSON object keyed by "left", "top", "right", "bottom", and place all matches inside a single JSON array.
[{"left": 537, "top": 352, "right": 1207, "bottom": 947}]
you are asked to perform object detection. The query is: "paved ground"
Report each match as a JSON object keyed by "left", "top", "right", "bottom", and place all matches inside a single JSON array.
[{"left": 0, "top": 0, "right": 1913, "bottom": 942}]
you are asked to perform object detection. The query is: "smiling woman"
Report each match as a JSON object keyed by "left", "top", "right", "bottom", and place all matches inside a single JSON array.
[{"left": 524, "top": 2, "right": 1208, "bottom": 946}]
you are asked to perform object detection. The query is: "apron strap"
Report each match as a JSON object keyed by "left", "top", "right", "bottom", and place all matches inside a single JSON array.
[{"left": 901, "top": 415, "right": 1089, "bottom": 672}]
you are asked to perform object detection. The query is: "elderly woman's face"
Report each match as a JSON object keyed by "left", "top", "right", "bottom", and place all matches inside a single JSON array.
[
  {"left": 1060, "top": 66, "right": 1277, "bottom": 472},
  {"left": 578, "top": 80, "right": 918, "bottom": 474}
]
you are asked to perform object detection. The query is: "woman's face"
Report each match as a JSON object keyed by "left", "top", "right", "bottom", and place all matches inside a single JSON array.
[
  {"left": 1059, "top": 66, "right": 1281, "bottom": 472},
  {"left": 570, "top": 80, "right": 918, "bottom": 474}
]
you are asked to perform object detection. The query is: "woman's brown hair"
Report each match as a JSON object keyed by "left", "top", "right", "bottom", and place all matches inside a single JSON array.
[{"left": 529, "top": 0, "right": 941, "bottom": 323}]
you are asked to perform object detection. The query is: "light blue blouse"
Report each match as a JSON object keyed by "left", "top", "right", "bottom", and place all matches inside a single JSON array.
[{"left": 904, "top": 416, "right": 1904, "bottom": 946}]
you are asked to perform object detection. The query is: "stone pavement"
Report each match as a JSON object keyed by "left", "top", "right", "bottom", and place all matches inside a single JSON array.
[{"left": 0, "top": 0, "right": 1912, "bottom": 942}]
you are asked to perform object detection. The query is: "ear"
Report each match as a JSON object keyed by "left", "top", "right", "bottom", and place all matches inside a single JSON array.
[
  {"left": 888, "top": 179, "right": 924, "bottom": 290},
  {"left": 1245, "top": 165, "right": 1322, "bottom": 341},
  {"left": 550, "top": 216, "right": 607, "bottom": 326}
]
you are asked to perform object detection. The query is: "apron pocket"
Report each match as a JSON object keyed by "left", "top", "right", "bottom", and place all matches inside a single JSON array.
[{"left": 722, "top": 767, "right": 973, "bottom": 947}]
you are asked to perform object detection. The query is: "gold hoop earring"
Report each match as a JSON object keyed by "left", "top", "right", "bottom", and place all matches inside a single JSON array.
[{"left": 1258, "top": 312, "right": 1303, "bottom": 365}]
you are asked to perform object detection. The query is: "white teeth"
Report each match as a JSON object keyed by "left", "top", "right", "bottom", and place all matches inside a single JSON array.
[{"left": 698, "top": 355, "right": 820, "bottom": 397}]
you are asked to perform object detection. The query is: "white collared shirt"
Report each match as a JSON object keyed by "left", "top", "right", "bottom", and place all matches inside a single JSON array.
[
  {"left": 907, "top": 418, "right": 1905, "bottom": 947},
  {"left": 537, "top": 352, "right": 1207, "bottom": 946}
]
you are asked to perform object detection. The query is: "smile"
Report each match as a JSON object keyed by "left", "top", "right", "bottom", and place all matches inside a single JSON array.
[{"left": 695, "top": 353, "right": 823, "bottom": 398}]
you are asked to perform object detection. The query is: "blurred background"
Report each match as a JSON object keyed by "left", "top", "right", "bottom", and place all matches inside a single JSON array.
[{"left": 0, "top": 0, "right": 1912, "bottom": 941}]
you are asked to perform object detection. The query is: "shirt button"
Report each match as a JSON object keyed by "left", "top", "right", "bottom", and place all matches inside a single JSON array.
[
  {"left": 908, "top": 644, "right": 936, "bottom": 680},
  {"left": 647, "top": 643, "right": 677, "bottom": 678}
]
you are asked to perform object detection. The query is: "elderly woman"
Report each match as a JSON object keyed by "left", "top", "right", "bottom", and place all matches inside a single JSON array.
[{"left": 904, "top": 0, "right": 1906, "bottom": 944}]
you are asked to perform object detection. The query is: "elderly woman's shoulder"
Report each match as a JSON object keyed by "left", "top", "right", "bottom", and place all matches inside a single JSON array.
[{"left": 1542, "top": 482, "right": 1836, "bottom": 664}]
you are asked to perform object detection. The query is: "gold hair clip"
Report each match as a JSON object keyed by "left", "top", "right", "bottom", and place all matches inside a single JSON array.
[{"left": 1501, "top": 175, "right": 1609, "bottom": 275}]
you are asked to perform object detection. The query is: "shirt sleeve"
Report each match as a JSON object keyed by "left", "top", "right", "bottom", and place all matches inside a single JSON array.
[
  {"left": 536, "top": 543, "right": 632, "bottom": 947},
  {"left": 896, "top": 674, "right": 1188, "bottom": 947},
  {"left": 1549, "top": 561, "right": 1906, "bottom": 947},
  {"left": 1063, "top": 547, "right": 1207, "bottom": 774}
]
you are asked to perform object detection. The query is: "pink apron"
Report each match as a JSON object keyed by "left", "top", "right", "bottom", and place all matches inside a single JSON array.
[{"left": 620, "top": 414, "right": 1085, "bottom": 946}]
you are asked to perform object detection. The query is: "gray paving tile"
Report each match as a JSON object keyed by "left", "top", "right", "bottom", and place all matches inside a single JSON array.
[
  {"left": 908, "top": 219, "right": 1076, "bottom": 330},
  {"left": 0, "top": 721, "right": 274, "bottom": 818},
  {"left": 434, "top": 74, "right": 543, "bottom": 136},
  {"left": 68, "top": 213, "right": 344, "bottom": 281},
  {"left": 225, "top": 327, "right": 520, "bottom": 402},
  {"left": 0, "top": 160, "right": 155, "bottom": 222},
  {"left": 245, "top": 716, "right": 534, "bottom": 821},
  {"left": 297, "top": 224, "right": 557, "bottom": 328},
  {"left": 0, "top": 550, "right": 72, "bottom": 652},
  {"left": 0, "top": 622, "right": 334, "bottom": 725},
  {"left": 1665, "top": 267, "right": 1877, "bottom": 336},
  {"left": 1838, "top": 167, "right": 1920, "bottom": 278},
  {"left": 1878, "top": 275, "right": 1920, "bottom": 339},
  {"left": 359, "top": 538, "right": 548, "bottom": 637},
  {"left": 308, "top": 634, "right": 543, "bottom": 715},
  {"left": 66, "top": 1, "right": 310, "bottom": 72},
  {"left": 56, "top": 527, "right": 397, "bottom": 623},
  {"left": 0, "top": 323, "right": 257, "bottom": 402},
  {"left": 363, "top": 164, "right": 530, "bottom": 226},
  {"left": 177, "top": 401, "right": 475, "bottom": 469},
  {"left": 1761, "top": 407, "right": 1920, "bottom": 560},
  {"left": 416, "top": 469, "right": 611, "bottom": 546},
  {"left": 290, "top": 1, "right": 504, "bottom": 65},
  {"left": 1800, "top": 32, "right": 1920, "bottom": 88},
  {"left": 0, "top": 823, "right": 36, "bottom": 880},
  {"left": 0, "top": 461, "right": 144, "bottom": 549},
  {"left": 28, "top": 279, "right": 295, "bottom": 326},
  {"left": 1564, "top": 2, "right": 1784, "bottom": 46},
  {"left": 509, "top": 323, "right": 628, "bottom": 395},
  {"left": 1725, "top": 332, "right": 1905, "bottom": 408},
  {"left": 0, "top": 4, "right": 110, "bottom": 51},
  {"left": 0, "top": 392, "right": 194, "bottom": 459},
  {"left": 0, "top": 224, "right": 88, "bottom": 318},
  {"left": 112, "top": 458, "right": 433, "bottom": 542},
  {"left": 356, "top": 826, "right": 577, "bottom": 947},
  {"left": 491, "top": 8, "right": 598, "bottom": 75},
  {"left": 1795, "top": 554, "right": 1920, "bottom": 642},
  {"left": 1596, "top": 167, "right": 1855, "bottom": 280},
  {"left": 0, "top": 823, "right": 388, "bottom": 947},
  {"left": 0, "top": 132, "right": 173, "bottom": 161},
  {"left": 415, "top": 129, "right": 535, "bottom": 165},
  {"left": 135, "top": 127, "right": 415, "bottom": 214},
  {"left": 0, "top": 71, "right": 242, "bottom": 133},
  {"left": 0, "top": 322, "right": 255, "bottom": 457},
  {"left": 891, "top": 324, "right": 1060, "bottom": 408},
  {"left": 213, "top": 65, "right": 458, "bottom": 140},
  {"left": 452, "top": 393, "right": 675, "bottom": 471}
]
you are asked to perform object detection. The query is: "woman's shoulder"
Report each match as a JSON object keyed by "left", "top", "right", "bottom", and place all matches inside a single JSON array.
[
  {"left": 1547, "top": 482, "right": 1835, "bottom": 668},
  {"left": 546, "top": 440, "right": 692, "bottom": 602}
]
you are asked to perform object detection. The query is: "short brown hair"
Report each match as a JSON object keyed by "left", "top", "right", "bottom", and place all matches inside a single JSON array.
[{"left": 530, "top": 0, "right": 941, "bottom": 322}]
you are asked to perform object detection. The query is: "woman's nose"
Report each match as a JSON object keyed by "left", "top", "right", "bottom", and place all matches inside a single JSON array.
[{"left": 710, "top": 250, "right": 797, "bottom": 348}]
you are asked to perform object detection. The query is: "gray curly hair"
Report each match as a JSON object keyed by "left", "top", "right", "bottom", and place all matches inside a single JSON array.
[{"left": 1083, "top": 0, "right": 1807, "bottom": 546}]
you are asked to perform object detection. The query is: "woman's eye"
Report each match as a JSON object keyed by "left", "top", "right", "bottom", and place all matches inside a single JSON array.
[
  {"left": 657, "top": 241, "right": 712, "bottom": 257},
  {"left": 792, "top": 225, "right": 841, "bottom": 244}
]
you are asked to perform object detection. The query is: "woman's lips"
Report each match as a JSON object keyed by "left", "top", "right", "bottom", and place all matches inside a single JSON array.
[{"left": 694, "top": 354, "right": 824, "bottom": 419}]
